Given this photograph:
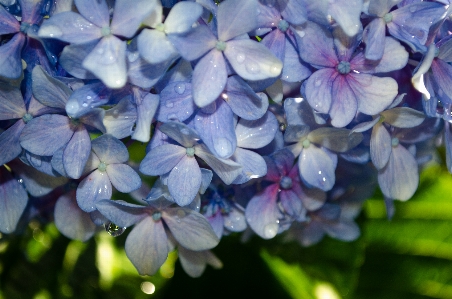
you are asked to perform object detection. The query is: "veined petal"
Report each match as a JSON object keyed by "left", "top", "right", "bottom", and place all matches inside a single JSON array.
[
  {"left": 54, "top": 191, "right": 96, "bottom": 241},
  {"left": 79, "top": 108, "right": 106, "bottom": 133},
  {"left": 328, "top": 0, "right": 362, "bottom": 37},
  {"left": 278, "top": 0, "right": 308, "bottom": 26},
  {"left": 378, "top": 144, "right": 418, "bottom": 201},
  {"left": 125, "top": 217, "right": 168, "bottom": 275},
  {"left": 0, "top": 5, "right": 20, "bottom": 34},
  {"left": 305, "top": 68, "right": 336, "bottom": 114},
  {"left": 132, "top": 93, "right": 159, "bottom": 143},
  {"left": 137, "top": 29, "right": 178, "bottom": 64},
  {"left": 82, "top": 35, "right": 127, "bottom": 89},
  {"left": 281, "top": 37, "right": 312, "bottom": 82},
  {"left": 298, "top": 146, "right": 335, "bottom": 191},
  {"left": 107, "top": 163, "right": 141, "bottom": 193},
  {"left": 139, "top": 144, "right": 186, "bottom": 176},
  {"left": 380, "top": 107, "right": 425, "bottom": 128},
  {"left": 95, "top": 199, "right": 148, "bottom": 227},
  {"left": 164, "top": 1, "right": 203, "bottom": 34},
  {"left": 0, "top": 120, "right": 24, "bottom": 165},
  {"left": 308, "top": 127, "right": 363, "bottom": 152},
  {"left": 0, "top": 85, "right": 25, "bottom": 120},
  {"left": 76, "top": 170, "right": 112, "bottom": 212},
  {"left": 192, "top": 50, "right": 227, "bottom": 107},
  {"left": 370, "top": 122, "right": 391, "bottom": 170},
  {"left": 231, "top": 148, "right": 267, "bottom": 184},
  {"left": 167, "top": 25, "right": 216, "bottom": 61},
  {"left": 224, "top": 39, "right": 282, "bottom": 80},
  {"left": 59, "top": 42, "right": 97, "bottom": 79},
  {"left": 363, "top": 18, "right": 386, "bottom": 61},
  {"left": 91, "top": 134, "right": 129, "bottom": 164},
  {"left": 65, "top": 82, "right": 111, "bottom": 118},
  {"left": 236, "top": 111, "right": 278, "bottom": 149},
  {"left": 432, "top": 59, "right": 452, "bottom": 101},
  {"left": 103, "top": 98, "right": 137, "bottom": 139},
  {"left": 74, "top": 0, "right": 110, "bottom": 28},
  {"left": 329, "top": 74, "right": 358, "bottom": 128},
  {"left": 156, "top": 82, "right": 195, "bottom": 122},
  {"left": 32, "top": 65, "right": 71, "bottom": 109},
  {"left": 0, "top": 33, "right": 25, "bottom": 79},
  {"left": 38, "top": 12, "right": 102, "bottom": 43},
  {"left": 217, "top": 0, "right": 258, "bottom": 41},
  {"left": 168, "top": 156, "right": 201, "bottom": 206},
  {"left": 159, "top": 121, "right": 201, "bottom": 148},
  {"left": 280, "top": 189, "right": 303, "bottom": 217},
  {"left": 20, "top": 114, "right": 74, "bottom": 156},
  {"left": 0, "top": 167, "right": 28, "bottom": 233},
  {"left": 163, "top": 207, "right": 220, "bottom": 250},
  {"left": 63, "top": 125, "right": 91, "bottom": 179},
  {"left": 110, "top": 0, "right": 158, "bottom": 38}
]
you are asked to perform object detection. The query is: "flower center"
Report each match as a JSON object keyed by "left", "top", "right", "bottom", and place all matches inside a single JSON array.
[
  {"left": 391, "top": 137, "right": 399, "bottom": 147},
  {"left": 383, "top": 13, "right": 393, "bottom": 23},
  {"left": 278, "top": 19, "right": 289, "bottom": 32},
  {"left": 22, "top": 113, "right": 33, "bottom": 123},
  {"left": 336, "top": 61, "right": 351, "bottom": 74},
  {"left": 101, "top": 26, "right": 111, "bottom": 36},
  {"left": 186, "top": 147, "right": 195, "bottom": 157},
  {"left": 155, "top": 23, "right": 165, "bottom": 32},
  {"left": 20, "top": 22, "right": 31, "bottom": 33},
  {"left": 98, "top": 161, "right": 107, "bottom": 172},
  {"left": 302, "top": 139, "right": 310, "bottom": 148},
  {"left": 280, "top": 176, "right": 293, "bottom": 190},
  {"left": 152, "top": 211, "right": 162, "bottom": 221},
  {"left": 216, "top": 40, "right": 227, "bottom": 51}
]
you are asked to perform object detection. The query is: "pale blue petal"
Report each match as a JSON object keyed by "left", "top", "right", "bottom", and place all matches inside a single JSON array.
[
  {"left": 278, "top": 0, "right": 308, "bottom": 25},
  {"left": 131, "top": 93, "right": 159, "bottom": 143},
  {"left": 79, "top": 108, "right": 106, "bottom": 133},
  {"left": 178, "top": 247, "right": 208, "bottom": 278},
  {"left": 0, "top": 33, "right": 25, "bottom": 79},
  {"left": 231, "top": 148, "right": 267, "bottom": 184},
  {"left": 192, "top": 50, "right": 227, "bottom": 107},
  {"left": 329, "top": 75, "right": 358, "bottom": 128},
  {"left": 195, "top": 99, "right": 236, "bottom": 159},
  {"left": 20, "top": 114, "right": 74, "bottom": 156},
  {"left": 59, "top": 42, "right": 97, "bottom": 79},
  {"left": 432, "top": 58, "right": 452, "bottom": 101},
  {"left": 200, "top": 169, "right": 213, "bottom": 195},
  {"left": 223, "top": 206, "right": 247, "bottom": 232},
  {"left": 323, "top": 220, "right": 360, "bottom": 241},
  {"left": 224, "top": 39, "right": 282, "bottom": 80},
  {"left": 305, "top": 68, "right": 336, "bottom": 114},
  {"left": 103, "top": 98, "right": 137, "bottom": 139},
  {"left": 51, "top": 147, "right": 68, "bottom": 177},
  {"left": 82, "top": 35, "right": 127, "bottom": 89},
  {"left": 308, "top": 127, "right": 363, "bottom": 153},
  {"left": 350, "top": 117, "right": 380, "bottom": 133},
  {"left": 0, "top": 121, "right": 24, "bottom": 165},
  {"left": 156, "top": 82, "right": 196, "bottom": 122},
  {"left": 159, "top": 121, "right": 201, "bottom": 148},
  {"left": 0, "top": 167, "right": 28, "bottom": 233},
  {"left": 284, "top": 125, "right": 310, "bottom": 143},
  {"left": 137, "top": 29, "right": 178, "bottom": 64},
  {"left": 91, "top": 134, "right": 129, "bottom": 164},
  {"left": 38, "top": 12, "right": 102, "bottom": 43},
  {"left": 167, "top": 25, "right": 216, "bottom": 61},
  {"left": 63, "top": 125, "right": 91, "bottom": 179},
  {"left": 298, "top": 146, "right": 335, "bottom": 191},
  {"left": 281, "top": 37, "right": 312, "bottom": 82},
  {"left": 65, "top": 82, "right": 111, "bottom": 118},
  {"left": 378, "top": 144, "right": 418, "bottom": 201},
  {"left": 74, "top": 0, "right": 109, "bottom": 28},
  {"left": 217, "top": 0, "right": 258, "bottom": 41},
  {"left": 235, "top": 111, "right": 278, "bottom": 149},
  {"left": 163, "top": 207, "right": 220, "bottom": 250},
  {"left": 139, "top": 144, "right": 186, "bottom": 176},
  {"left": 0, "top": 85, "right": 25, "bottom": 120},
  {"left": 95, "top": 199, "right": 148, "bottom": 227},
  {"left": 328, "top": 0, "right": 362, "bottom": 37},
  {"left": 110, "top": 0, "right": 158, "bottom": 38},
  {"left": 194, "top": 144, "right": 242, "bottom": 184},
  {"left": 54, "top": 191, "right": 96, "bottom": 241},
  {"left": 125, "top": 217, "right": 168, "bottom": 275},
  {"left": 284, "top": 97, "right": 318, "bottom": 127},
  {"left": 107, "top": 164, "right": 141, "bottom": 193},
  {"left": 76, "top": 170, "right": 112, "bottom": 212},
  {"left": 32, "top": 65, "right": 71, "bottom": 109},
  {"left": 370, "top": 122, "right": 391, "bottom": 170},
  {"left": 168, "top": 156, "right": 201, "bottom": 206},
  {"left": 164, "top": 1, "right": 203, "bottom": 34},
  {"left": 363, "top": 18, "right": 386, "bottom": 61},
  {"left": 127, "top": 55, "right": 172, "bottom": 89}
]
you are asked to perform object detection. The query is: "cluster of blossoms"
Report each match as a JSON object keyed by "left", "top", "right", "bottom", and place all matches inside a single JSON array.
[{"left": 0, "top": 0, "right": 451, "bottom": 277}]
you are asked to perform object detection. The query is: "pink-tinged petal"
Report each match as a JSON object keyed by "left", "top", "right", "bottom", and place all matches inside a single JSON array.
[
  {"left": 195, "top": 99, "right": 236, "bottom": 159},
  {"left": 38, "top": 12, "right": 102, "bottom": 43},
  {"left": 264, "top": 156, "right": 282, "bottom": 182},
  {"left": 19, "top": 0, "right": 47, "bottom": 24},
  {"left": 0, "top": 167, "right": 28, "bottom": 233},
  {"left": 106, "top": 164, "right": 141, "bottom": 193},
  {"left": 54, "top": 191, "right": 96, "bottom": 241},
  {"left": 125, "top": 217, "right": 168, "bottom": 275},
  {"left": 82, "top": 35, "right": 127, "bottom": 89},
  {"left": 224, "top": 39, "right": 283, "bottom": 80},
  {"left": 163, "top": 207, "right": 220, "bottom": 250},
  {"left": 110, "top": 0, "right": 158, "bottom": 38},
  {"left": 167, "top": 156, "right": 201, "bottom": 206},
  {"left": 305, "top": 68, "right": 337, "bottom": 114},
  {"left": 0, "top": 85, "right": 25, "bottom": 120},
  {"left": 280, "top": 189, "right": 303, "bottom": 217},
  {"left": 194, "top": 144, "right": 242, "bottom": 185},
  {"left": 95, "top": 199, "right": 148, "bottom": 227},
  {"left": 245, "top": 183, "right": 282, "bottom": 239},
  {"left": 363, "top": 18, "right": 386, "bottom": 61},
  {"left": 271, "top": 148, "right": 295, "bottom": 176},
  {"left": 192, "top": 50, "right": 227, "bottom": 107},
  {"left": 348, "top": 73, "right": 398, "bottom": 116},
  {"left": 140, "top": 144, "right": 186, "bottom": 176},
  {"left": 74, "top": 0, "right": 110, "bottom": 28},
  {"left": 137, "top": 29, "right": 178, "bottom": 64},
  {"left": 236, "top": 111, "right": 278, "bottom": 149},
  {"left": 0, "top": 120, "right": 25, "bottom": 165},
  {"left": 76, "top": 170, "right": 112, "bottom": 212},
  {"left": 32, "top": 66, "right": 71, "bottom": 109},
  {"left": 20, "top": 114, "right": 74, "bottom": 156},
  {"left": 0, "top": 5, "right": 19, "bottom": 34},
  {"left": 231, "top": 147, "right": 267, "bottom": 184},
  {"left": 329, "top": 75, "right": 358, "bottom": 128},
  {"left": 298, "top": 146, "right": 335, "bottom": 191},
  {"left": 432, "top": 58, "right": 452, "bottom": 101},
  {"left": 63, "top": 125, "right": 91, "bottom": 179},
  {"left": 91, "top": 134, "right": 129, "bottom": 164},
  {"left": 217, "top": 0, "right": 258, "bottom": 41},
  {"left": 167, "top": 25, "right": 217, "bottom": 61},
  {"left": 378, "top": 144, "right": 418, "bottom": 201},
  {"left": 164, "top": 1, "right": 203, "bottom": 34},
  {"left": 207, "top": 211, "right": 224, "bottom": 239},
  {"left": 370, "top": 122, "right": 391, "bottom": 170},
  {"left": 0, "top": 33, "right": 25, "bottom": 79},
  {"left": 296, "top": 21, "right": 338, "bottom": 68},
  {"left": 328, "top": 0, "right": 362, "bottom": 37}
]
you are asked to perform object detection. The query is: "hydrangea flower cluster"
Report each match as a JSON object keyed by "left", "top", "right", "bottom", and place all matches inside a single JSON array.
[{"left": 0, "top": 0, "right": 451, "bottom": 277}]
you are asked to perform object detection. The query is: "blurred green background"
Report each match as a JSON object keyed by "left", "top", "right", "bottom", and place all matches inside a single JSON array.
[{"left": 1, "top": 161, "right": 452, "bottom": 299}]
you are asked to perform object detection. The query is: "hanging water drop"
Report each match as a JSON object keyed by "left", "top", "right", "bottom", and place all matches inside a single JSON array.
[
  {"left": 104, "top": 222, "right": 126, "bottom": 237},
  {"left": 263, "top": 222, "right": 279, "bottom": 239},
  {"left": 174, "top": 83, "right": 186, "bottom": 95},
  {"left": 214, "top": 137, "right": 233, "bottom": 158}
]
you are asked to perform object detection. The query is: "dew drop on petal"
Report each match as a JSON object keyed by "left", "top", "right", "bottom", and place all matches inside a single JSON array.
[
  {"left": 270, "top": 63, "right": 281, "bottom": 76},
  {"left": 174, "top": 83, "right": 186, "bottom": 95},
  {"left": 263, "top": 222, "right": 279, "bottom": 239},
  {"left": 297, "top": 30, "right": 305, "bottom": 38},
  {"left": 409, "top": 5, "right": 417, "bottom": 13},
  {"left": 180, "top": 128, "right": 190, "bottom": 135},
  {"left": 104, "top": 222, "right": 126, "bottom": 237},
  {"left": 214, "top": 137, "right": 233, "bottom": 157},
  {"left": 39, "top": 24, "right": 63, "bottom": 38},
  {"left": 315, "top": 79, "right": 322, "bottom": 87},
  {"left": 245, "top": 62, "right": 260, "bottom": 74},
  {"left": 167, "top": 113, "right": 178, "bottom": 120},
  {"left": 236, "top": 53, "right": 245, "bottom": 64},
  {"left": 165, "top": 101, "right": 174, "bottom": 108}
]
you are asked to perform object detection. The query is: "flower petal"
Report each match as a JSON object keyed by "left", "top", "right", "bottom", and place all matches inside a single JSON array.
[
  {"left": 76, "top": 170, "right": 112, "bottom": 212},
  {"left": 231, "top": 148, "right": 267, "bottom": 184},
  {"left": 95, "top": 199, "right": 148, "bottom": 227},
  {"left": 59, "top": 42, "right": 97, "bottom": 79},
  {"left": 156, "top": 82, "right": 195, "bottom": 122},
  {"left": 329, "top": 75, "right": 358, "bottom": 128},
  {"left": 139, "top": 144, "right": 186, "bottom": 176},
  {"left": 74, "top": 0, "right": 110, "bottom": 28},
  {"left": 0, "top": 120, "right": 24, "bottom": 165},
  {"left": 0, "top": 167, "right": 28, "bottom": 233},
  {"left": 110, "top": 0, "right": 158, "bottom": 38},
  {"left": 235, "top": 111, "right": 278, "bottom": 149},
  {"left": 0, "top": 33, "right": 25, "bottom": 79},
  {"left": 305, "top": 68, "right": 336, "bottom": 114},
  {"left": 107, "top": 163, "right": 141, "bottom": 193},
  {"left": 137, "top": 29, "right": 178, "bottom": 64},
  {"left": 167, "top": 24, "right": 216, "bottom": 61},
  {"left": 168, "top": 156, "right": 201, "bottom": 206},
  {"left": 298, "top": 146, "right": 335, "bottom": 191},
  {"left": 308, "top": 127, "right": 363, "bottom": 153},
  {"left": 65, "top": 82, "right": 111, "bottom": 118},
  {"left": 0, "top": 85, "right": 25, "bottom": 120},
  {"left": 164, "top": 1, "right": 203, "bottom": 34},
  {"left": 370, "top": 122, "right": 391, "bottom": 170},
  {"left": 217, "top": 0, "right": 258, "bottom": 41},
  {"left": 63, "top": 125, "right": 91, "bottom": 179},
  {"left": 32, "top": 65, "right": 71, "bottom": 109}
]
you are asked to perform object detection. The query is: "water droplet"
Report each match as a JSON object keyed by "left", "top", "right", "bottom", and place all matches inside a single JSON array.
[
  {"left": 236, "top": 53, "right": 245, "bottom": 64},
  {"left": 152, "top": 211, "right": 162, "bottom": 221},
  {"left": 315, "top": 79, "right": 322, "bottom": 87},
  {"left": 18, "top": 178, "right": 23, "bottom": 184},
  {"left": 214, "top": 137, "right": 233, "bottom": 158},
  {"left": 127, "top": 52, "right": 139, "bottom": 62},
  {"left": 297, "top": 30, "right": 305, "bottom": 38},
  {"left": 104, "top": 222, "right": 126, "bottom": 237},
  {"left": 39, "top": 24, "right": 63, "bottom": 38},
  {"left": 245, "top": 62, "right": 260, "bottom": 74},
  {"left": 263, "top": 223, "right": 279, "bottom": 239},
  {"left": 409, "top": 5, "right": 417, "bottom": 13},
  {"left": 270, "top": 63, "right": 281, "bottom": 76},
  {"left": 165, "top": 101, "right": 174, "bottom": 108},
  {"left": 82, "top": 101, "right": 88, "bottom": 107},
  {"left": 180, "top": 128, "right": 189, "bottom": 135},
  {"left": 174, "top": 83, "right": 186, "bottom": 95},
  {"left": 167, "top": 113, "right": 178, "bottom": 120}
]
